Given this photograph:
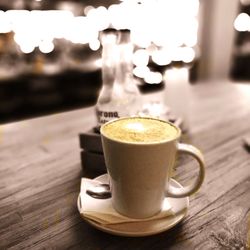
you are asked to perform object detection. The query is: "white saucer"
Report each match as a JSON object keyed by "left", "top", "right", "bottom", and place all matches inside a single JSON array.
[{"left": 77, "top": 174, "right": 189, "bottom": 237}]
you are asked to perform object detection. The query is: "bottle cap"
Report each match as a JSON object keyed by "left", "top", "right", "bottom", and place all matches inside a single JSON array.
[
  {"left": 117, "top": 29, "right": 131, "bottom": 44},
  {"left": 100, "top": 29, "right": 118, "bottom": 45}
]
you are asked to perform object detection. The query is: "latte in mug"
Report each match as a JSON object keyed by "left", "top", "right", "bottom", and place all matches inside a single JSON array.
[
  {"left": 102, "top": 117, "right": 178, "bottom": 143},
  {"left": 101, "top": 117, "right": 205, "bottom": 219}
]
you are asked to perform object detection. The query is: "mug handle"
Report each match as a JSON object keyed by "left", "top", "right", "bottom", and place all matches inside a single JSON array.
[{"left": 166, "top": 143, "right": 205, "bottom": 198}]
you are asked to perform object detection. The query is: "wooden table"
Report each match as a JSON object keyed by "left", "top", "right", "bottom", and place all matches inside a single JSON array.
[{"left": 1, "top": 82, "right": 250, "bottom": 249}]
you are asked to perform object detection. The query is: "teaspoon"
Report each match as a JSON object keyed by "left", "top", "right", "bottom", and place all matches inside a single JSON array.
[{"left": 86, "top": 183, "right": 111, "bottom": 199}]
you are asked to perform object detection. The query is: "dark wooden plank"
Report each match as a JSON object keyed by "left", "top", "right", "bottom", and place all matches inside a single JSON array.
[{"left": 0, "top": 82, "right": 250, "bottom": 250}]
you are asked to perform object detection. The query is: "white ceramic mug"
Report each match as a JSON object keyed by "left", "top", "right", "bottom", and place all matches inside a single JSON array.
[{"left": 100, "top": 117, "right": 205, "bottom": 219}]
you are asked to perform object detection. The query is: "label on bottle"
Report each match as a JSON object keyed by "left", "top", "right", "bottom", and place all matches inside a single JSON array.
[{"left": 96, "top": 109, "right": 120, "bottom": 125}]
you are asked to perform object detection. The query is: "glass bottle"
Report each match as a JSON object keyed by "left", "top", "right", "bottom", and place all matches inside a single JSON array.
[{"left": 96, "top": 29, "right": 141, "bottom": 127}]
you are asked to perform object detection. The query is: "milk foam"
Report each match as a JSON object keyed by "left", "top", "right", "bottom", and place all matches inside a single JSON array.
[{"left": 102, "top": 117, "right": 178, "bottom": 143}]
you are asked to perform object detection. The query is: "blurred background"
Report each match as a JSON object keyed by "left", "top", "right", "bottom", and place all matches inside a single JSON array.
[{"left": 0, "top": 0, "right": 249, "bottom": 124}]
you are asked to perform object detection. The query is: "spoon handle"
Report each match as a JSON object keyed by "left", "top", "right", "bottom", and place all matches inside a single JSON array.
[{"left": 86, "top": 183, "right": 111, "bottom": 199}]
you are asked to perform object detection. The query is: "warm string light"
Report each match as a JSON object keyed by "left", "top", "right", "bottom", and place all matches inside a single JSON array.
[
  {"left": 234, "top": 13, "right": 250, "bottom": 32},
  {"left": 0, "top": 0, "right": 199, "bottom": 73},
  {"left": 240, "top": 0, "right": 250, "bottom": 5}
]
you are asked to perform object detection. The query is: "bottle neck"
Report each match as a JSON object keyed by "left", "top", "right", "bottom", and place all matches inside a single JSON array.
[
  {"left": 101, "top": 31, "right": 118, "bottom": 87},
  {"left": 115, "top": 43, "right": 134, "bottom": 85}
]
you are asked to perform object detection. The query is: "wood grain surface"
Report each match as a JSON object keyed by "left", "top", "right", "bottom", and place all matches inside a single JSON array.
[{"left": 0, "top": 82, "right": 250, "bottom": 250}]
